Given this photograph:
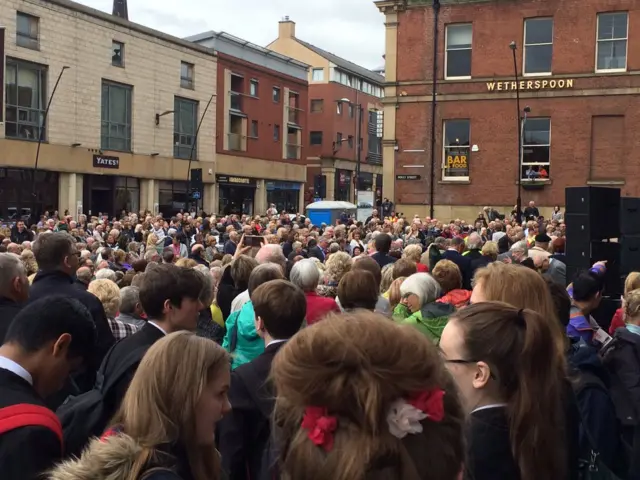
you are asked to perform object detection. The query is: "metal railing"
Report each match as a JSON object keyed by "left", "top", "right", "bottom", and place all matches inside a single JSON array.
[
  {"left": 230, "top": 91, "right": 242, "bottom": 111},
  {"left": 286, "top": 144, "right": 300, "bottom": 160},
  {"left": 228, "top": 133, "right": 243, "bottom": 151}
]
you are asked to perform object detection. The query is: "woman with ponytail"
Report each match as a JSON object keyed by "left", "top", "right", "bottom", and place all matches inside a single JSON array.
[
  {"left": 271, "top": 311, "right": 465, "bottom": 480},
  {"left": 440, "top": 302, "right": 569, "bottom": 480}
]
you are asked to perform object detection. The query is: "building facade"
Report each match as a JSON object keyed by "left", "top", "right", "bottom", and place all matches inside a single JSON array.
[
  {"left": 186, "top": 31, "right": 309, "bottom": 215},
  {"left": 267, "top": 18, "right": 385, "bottom": 207},
  {"left": 377, "top": 0, "right": 640, "bottom": 220},
  {"left": 0, "top": 0, "right": 217, "bottom": 221}
]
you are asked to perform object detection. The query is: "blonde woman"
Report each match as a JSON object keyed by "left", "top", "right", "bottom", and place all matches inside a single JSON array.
[
  {"left": 403, "top": 243, "right": 428, "bottom": 272},
  {"left": 317, "top": 251, "right": 352, "bottom": 299},
  {"left": 88, "top": 279, "right": 139, "bottom": 340},
  {"left": 609, "top": 272, "right": 640, "bottom": 335},
  {"left": 49, "top": 332, "right": 231, "bottom": 480}
]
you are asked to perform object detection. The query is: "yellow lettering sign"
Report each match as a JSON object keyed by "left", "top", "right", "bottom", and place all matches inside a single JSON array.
[
  {"left": 230, "top": 177, "right": 249, "bottom": 184},
  {"left": 486, "top": 78, "right": 575, "bottom": 91},
  {"left": 446, "top": 155, "right": 468, "bottom": 169}
]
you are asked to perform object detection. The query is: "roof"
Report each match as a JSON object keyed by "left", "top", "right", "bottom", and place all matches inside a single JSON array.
[
  {"left": 294, "top": 38, "right": 385, "bottom": 86},
  {"left": 41, "top": 0, "right": 215, "bottom": 56},
  {"left": 184, "top": 31, "right": 309, "bottom": 69}
]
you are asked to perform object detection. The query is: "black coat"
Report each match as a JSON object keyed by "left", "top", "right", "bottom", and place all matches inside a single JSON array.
[
  {"left": 0, "top": 297, "right": 24, "bottom": 344},
  {"left": 217, "top": 268, "right": 238, "bottom": 321},
  {"left": 442, "top": 250, "right": 473, "bottom": 290},
  {"left": 30, "top": 270, "right": 115, "bottom": 391},
  {"left": 218, "top": 342, "right": 285, "bottom": 480},
  {"left": 371, "top": 252, "right": 397, "bottom": 268},
  {"left": 10, "top": 227, "right": 33, "bottom": 244},
  {"left": 604, "top": 328, "right": 640, "bottom": 427},
  {"left": 0, "top": 368, "right": 62, "bottom": 480}
]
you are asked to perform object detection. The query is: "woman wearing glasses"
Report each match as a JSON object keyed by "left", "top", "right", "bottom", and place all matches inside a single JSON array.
[{"left": 439, "top": 302, "right": 572, "bottom": 480}]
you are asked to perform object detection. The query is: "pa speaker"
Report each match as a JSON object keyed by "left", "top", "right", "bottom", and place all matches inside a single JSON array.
[
  {"left": 621, "top": 197, "right": 640, "bottom": 236},
  {"left": 565, "top": 186, "right": 620, "bottom": 239},
  {"left": 621, "top": 234, "right": 640, "bottom": 274},
  {"left": 191, "top": 168, "right": 203, "bottom": 185}
]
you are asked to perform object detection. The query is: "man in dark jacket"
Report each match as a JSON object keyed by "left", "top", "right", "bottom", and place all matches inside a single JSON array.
[
  {"left": 0, "top": 296, "right": 96, "bottom": 480},
  {"left": 30, "top": 233, "right": 115, "bottom": 392},
  {"left": 218, "top": 279, "right": 306, "bottom": 480},
  {"left": 0, "top": 253, "right": 30, "bottom": 344},
  {"left": 10, "top": 220, "right": 34, "bottom": 244},
  {"left": 307, "top": 238, "right": 325, "bottom": 262},
  {"left": 371, "top": 233, "right": 397, "bottom": 268},
  {"left": 442, "top": 237, "right": 472, "bottom": 290}
]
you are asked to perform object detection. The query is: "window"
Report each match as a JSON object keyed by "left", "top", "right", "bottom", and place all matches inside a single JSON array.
[
  {"left": 112, "top": 41, "right": 124, "bottom": 67},
  {"left": 337, "top": 132, "right": 343, "bottom": 145},
  {"left": 16, "top": 12, "right": 39, "bottom": 50},
  {"left": 349, "top": 104, "right": 354, "bottom": 118},
  {"left": 173, "top": 97, "right": 198, "bottom": 159},
  {"left": 523, "top": 18, "right": 553, "bottom": 75},
  {"left": 312, "top": 68, "right": 324, "bottom": 81},
  {"left": 368, "top": 110, "right": 383, "bottom": 164},
  {"left": 274, "top": 124, "right": 280, "bottom": 141},
  {"left": 596, "top": 12, "right": 628, "bottom": 72},
  {"left": 180, "top": 62, "right": 194, "bottom": 89},
  {"left": 4, "top": 59, "right": 47, "bottom": 140},
  {"left": 521, "top": 118, "right": 551, "bottom": 181},
  {"left": 445, "top": 24, "right": 472, "bottom": 78},
  {"left": 442, "top": 119, "right": 470, "bottom": 180},
  {"left": 250, "top": 79, "right": 259, "bottom": 97},
  {"left": 101, "top": 81, "right": 132, "bottom": 152},
  {"left": 310, "top": 131, "right": 323, "bottom": 145},
  {"left": 273, "top": 87, "right": 281, "bottom": 103},
  {"left": 250, "top": 120, "right": 258, "bottom": 138},
  {"left": 311, "top": 99, "right": 323, "bottom": 113},
  {"left": 337, "top": 102, "right": 343, "bottom": 115},
  {"left": 348, "top": 136, "right": 354, "bottom": 148}
]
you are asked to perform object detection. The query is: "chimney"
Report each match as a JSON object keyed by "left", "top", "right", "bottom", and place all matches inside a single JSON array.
[
  {"left": 112, "top": 0, "right": 128, "bottom": 20},
  {"left": 279, "top": 16, "right": 295, "bottom": 39}
]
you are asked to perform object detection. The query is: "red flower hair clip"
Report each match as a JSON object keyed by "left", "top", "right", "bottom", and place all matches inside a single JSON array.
[
  {"left": 301, "top": 406, "right": 338, "bottom": 452},
  {"left": 409, "top": 388, "right": 445, "bottom": 421}
]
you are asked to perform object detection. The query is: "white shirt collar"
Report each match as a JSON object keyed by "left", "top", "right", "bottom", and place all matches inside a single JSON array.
[
  {"left": 471, "top": 403, "right": 507, "bottom": 414},
  {"left": 266, "top": 339, "right": 287, "bottom": 348},
  {"left": 147, "top": 321, "right": 167, "bottom": 336},
  {"left": 0, "top": 356, "right": 33, "bottom": 385}
]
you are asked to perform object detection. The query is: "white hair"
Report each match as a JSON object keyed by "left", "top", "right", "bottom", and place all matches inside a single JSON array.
[
  {"left": 511, "top": 240, "right": 528, "bottom": 255},
  {"left": 399, "top": 273, "right": 441, "bottom": 308},
  {"left": 95, "top": 268, "right": 117, "bottom": 282},
  {"left": 119, "top": 286, "right": 140, "bottom": 314},
  {"left": 467, "top": 232, "right": 482, "bottom": 250},
  {"left": 290, "top": 258, "right": 321, "bottom": 292},
  {"left": 0, "top": 253, "right": 26, "bottom": 296},
  {"left": 255, "top": 244, "right": 286, "bottom": 272}
]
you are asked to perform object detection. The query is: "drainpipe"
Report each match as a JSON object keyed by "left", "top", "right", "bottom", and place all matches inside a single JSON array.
[{"left": 428, "top": 0, "right": 441, "bottom": 218}]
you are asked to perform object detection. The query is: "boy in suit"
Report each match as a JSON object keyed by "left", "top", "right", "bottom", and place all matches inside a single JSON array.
[
  {"left": 219, "top": 279, "right": 307, "bottom": 480},
  {"left": 0, "top": 296, "right": 96, "bottom": 479}
]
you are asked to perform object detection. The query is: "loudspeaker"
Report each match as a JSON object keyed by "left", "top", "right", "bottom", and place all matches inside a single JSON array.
[
  {"left": 591, "top": 297, "right": 622, "bottom": 332},
  {"left": 565, "top": 186, "right": 620, "bottom": 239},
  {"left": 314, "top": 174, "right": 326, "bottom": 198},
  {"left": 190, "top": 168, "right": 203, "bottom": 185},
  {"left": 566, "top": 241, "right": 622, "bottom": 296},
  {"left": 621, "top": 197, "right": 640, "bottom": 236},
  {"left": 620, "top": 234, "right": 640, "bottom": 274}
]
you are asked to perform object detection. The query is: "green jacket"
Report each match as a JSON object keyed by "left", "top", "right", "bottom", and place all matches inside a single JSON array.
[
  {"left": 222, "top": 300, "right": 265, "bottom": 369},
  {"left": 393, "top": 301, "right": 455, "bottom": 345}
]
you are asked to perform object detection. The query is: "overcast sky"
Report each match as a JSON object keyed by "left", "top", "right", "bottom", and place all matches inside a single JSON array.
[{"left": 79, "top": 0, "right": 386, "bottom": 69}]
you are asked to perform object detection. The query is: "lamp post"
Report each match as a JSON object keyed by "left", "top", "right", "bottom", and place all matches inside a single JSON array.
[
  {"left": 429, "top": 0, "right": 441, "bottom": 219},
  {"left": 340, "top": 97, "right": 362, "bottom": 219},
  {"left": 509, "top": 41, "right": 523, "bottom": 223}
]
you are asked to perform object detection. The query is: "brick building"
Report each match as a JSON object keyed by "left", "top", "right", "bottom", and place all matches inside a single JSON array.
[
  {"left": 376, "top": 0, "right": 640, "bottom": 220},
  {"left": 187, "top": 31, "right": 309, "bottom": 215},
  {"left": 0, "top": 0, "right": 218, "bottom": 219},
  {"left": 267, "top": 18, "right": 385, "bottom": 207}
]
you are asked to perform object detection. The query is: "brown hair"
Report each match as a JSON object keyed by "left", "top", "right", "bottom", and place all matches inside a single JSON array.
[
  {"left": 392, "top": 258, "right": 417, "bottom": 280},
  {"left": 253, "top": 280, "right": 306, "bottom": 338},
  {"left": 337, "top": 270, "right": 379, "bottom": 311},
  {"left": 230, "top": 255, "right": 258, "bottom": 291},
  {"left": 431, "top": 259, "right": 462, "bottom": 294},
  {"left": 451, "top": 302, "right": 567, "bottom": 480},
  {"left": 272, "top": 311, "right": 464, "bottom": 480},
  {"left": 388, "top": 276, "right": 406, "bottom": 310},
  {"left": 352, "top": 256, "right": 382, "bottom": 288}
]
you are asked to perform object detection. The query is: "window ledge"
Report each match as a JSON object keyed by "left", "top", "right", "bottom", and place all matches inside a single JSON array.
[
  {"left": 595, "top": 69, "right": 627, "bottom": 74},
  {"left": 439, "top": 179, "right": 471, "bottom": 185},
  {"left": 5, "top": 137, "right": 47, "bottom": 144},
  {"left": 444, "top": 76, "right": 472, "bottom": 81},
  {"left": 520, "top": 179, "right": 552, "bottom": 190},
  {"left": 522, "top": 72, "right": 552, "bottom": 78},
  {"left": 587, "top": 179, "right": 625, "bottom": 186}
]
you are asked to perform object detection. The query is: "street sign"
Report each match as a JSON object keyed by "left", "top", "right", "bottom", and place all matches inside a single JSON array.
[
  {"left": 191, "top": 190, "right": 202, "bottom": 200},
  {"left": 396, "top": 174, "right": 421, "bottom": 180}
]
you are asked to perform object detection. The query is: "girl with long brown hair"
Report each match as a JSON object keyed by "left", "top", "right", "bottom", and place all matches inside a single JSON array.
[
  {"left": 49, "top": 332, "right": 231, "bottom": 480},
  {"left": 440, "top": 302, "right": 569, "bottom": 480},
  {"left": 272, "top": 311, "right": 465, "bottom": 480}
]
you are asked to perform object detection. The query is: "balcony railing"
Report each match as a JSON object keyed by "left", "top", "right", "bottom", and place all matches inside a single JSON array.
[
  {"left": 286, "top": 144, "right": 301, "bottom": 160},
  {"left": 367, "top": 152, "right": 383, "bottom": 165},
  {"left": 230, "top": 91, "right": 242, "bottom": 112},
  {"left": 287, "top": 106, "right": 301, "bottom": 125},
  {"left": 228, "top": 133, "right": 243, "bottom": 151}
]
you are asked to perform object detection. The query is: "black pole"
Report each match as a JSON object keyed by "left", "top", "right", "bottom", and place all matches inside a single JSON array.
[
  {"left": 429, "top": 0, "right": 440, "bottom": 218},
  {"left": 510, "top": 42, "right": 522, "bottom": 223},
  {"left": 186, "top": 94, "right": 215, "bottom": 214},
  {"left": 355, "top": 103, "right": 362, "bottom": 215},
  {"left": 32, "top": 65, "right": 70, "bottom": 196}
]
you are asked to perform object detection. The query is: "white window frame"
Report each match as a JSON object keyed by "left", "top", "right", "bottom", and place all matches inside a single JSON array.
[
  {"left": 312, "top": 68, "right": 324, "bottom": 81},
  {"left": 523, "top": 18, "right": 554, "bottom": 77},
  {"left": 595, "top": 12, "right": 628, "bottom": 73},
  {"left": 445, "top": 24, "right": 472, "bottom": 80},
  {"left": 521, "top": 118, "right": 551, "bottom": 182},
  {"left": 441, "top": 119, "right": 471, "bottom": 182},
  {"left": 249, "top": 79, "right": 258, "bottom": 97}
]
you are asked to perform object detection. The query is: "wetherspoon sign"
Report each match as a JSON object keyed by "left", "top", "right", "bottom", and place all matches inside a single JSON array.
[{"left": 487, "top": 78, "right": 575, "bottom": 91}]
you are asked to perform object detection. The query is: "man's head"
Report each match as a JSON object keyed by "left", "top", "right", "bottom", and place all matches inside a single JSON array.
[
  {"left": 466, "top": 232, "right": 482, "bottom": 250},
  {"left": 119, "top": 286, "right": 143, "bottom": 318},
  {"left": 191, "top": 244, "right": 205, "bottom": 258},
  {"left": 0, "top": 296, "right": 96, "bottom": 397},
  {"left": 451, "top": 237, "right": 465, "bottom": 253},
  {"left": 0, "top": 253, "right": 29, "bottom": 303},
  {"left": 253, "top": 280, "right": 306, "bottom": 341},
  {"left": 255, "top": 244, "right": 287, "bottom": 275},
  {"left": 534, "top": 233, "right": 552, "bottom": 251},
  {"left": 139, "top": 264, "right": 203, "bottom": 331},
  {"left": 529, "top": 201, "right": 535, "bottom": 207},
  {"left": 7, "top": 243, "right": 21, "bottom": 254},
  {"left": 572, "top": 269, "right": 605, "bottom": 314},
  {"left": 32, "top": 232, "right": 79, "bottom": 276},
  {"left": 510, "top": 240, "right": 528, "bottom": 263},
  {"left": 76, "top": 266, "right": 93, "bottom": 286},
  {"left": 374, "top": 233, "right": 392, "bottom": 255},
  {"left": 16, "top": 221, "right": 26, "bottom": 232}
]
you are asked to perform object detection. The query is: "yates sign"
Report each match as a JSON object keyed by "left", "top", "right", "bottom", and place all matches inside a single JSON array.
[{"left": 93, "top": 154, "right": 120, "bottom": 169}]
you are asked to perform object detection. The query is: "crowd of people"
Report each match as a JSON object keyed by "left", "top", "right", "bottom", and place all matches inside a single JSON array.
[{"left": 0, "top": 200, "right": 638, "bottom": 480}]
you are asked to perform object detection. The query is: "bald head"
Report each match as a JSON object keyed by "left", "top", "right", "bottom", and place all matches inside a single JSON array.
[
  {"left": 7, "top": 243, "right": 20, "bottom": 254},
  {"left": 76, "top": 266, "right": 93, "bottom": 285}
]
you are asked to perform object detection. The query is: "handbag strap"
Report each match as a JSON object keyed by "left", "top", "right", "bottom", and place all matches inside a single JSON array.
[{"left": 139, "top": 467, "right": 175, "bottom": 480}]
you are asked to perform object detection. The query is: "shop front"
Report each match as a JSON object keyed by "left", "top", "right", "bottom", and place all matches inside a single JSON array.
[
  {"left": 334, "top": 169, "right": 352, "bottom": 202},
  {"left": 0, "top": 168, "right": 58, "bottom": 224},
  {"left": 266, "top": 181, "right": 301, "bottom": 213},
  {"left": 217, "top": 175, "right": 256, "bottom": 216},
  {"left": 159, "top": 180, "right": 189, "bottom": 217},
  {"left": 83, "top": 174, "right": 140, "bottom": 218}
]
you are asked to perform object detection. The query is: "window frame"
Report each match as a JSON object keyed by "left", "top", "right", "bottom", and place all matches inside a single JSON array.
[
  {"left": 16, "top": 12, "right": 39, "bottom": 50},
  {"left": 250, "top": 120, "right": 258, "bottom": 139},
  {"left": 173, "top": 96, "right": 199, "bottom": 160},
  {"left": 180, "top": 61, "right": 195, "bottom": 90},
  {"left": 521, "top": 117, "right": 551, "bottom": 182},
  {"left": 249, "top": 79, "right": 259, "bottom": 97},
  {"left": 310, "top": 99, "right": 324, "bottom": 113},
  {"left": 112, "top": 40, "right": 125, "bottom": 67},
  {"left": 595, "top": 12, "right": 629, "bottom": 73},
  {"left": 523, "top": 17, "right": 554, "bottom": 77},
  {"left": 101, "top": 80, "right": 133, "bottom": 153},
  {"left": 4, "top": 58, "right": 47, "bottom": 141},
  {"left": 441, "top": 119, "right": 471, "bottom": 182},
  {"left": 444, "top": 23, "right": 473, "bottom": 80},
  {"left": 273, "top": 124, "right": 280, "bottom": 141},
  {"left": 337, "top": 102, "right": 343, "bottom": 115},
  {"left": 311, "top": 68, "right": 324, "bottom": 81},
  {"left": 272, "top": 87, "right": 281, "bottom": 103},
  {"left": 310, "top": 131, "right": 323, "bottom": 145}
]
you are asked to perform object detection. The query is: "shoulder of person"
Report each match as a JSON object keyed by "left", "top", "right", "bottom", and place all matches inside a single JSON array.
[{"left": 140, "top": 468, "right": 183, "bottom": 480}]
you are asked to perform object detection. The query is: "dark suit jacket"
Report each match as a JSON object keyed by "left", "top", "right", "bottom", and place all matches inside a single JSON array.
[
  {"left": 0, "top": 297, "right": 24, "bottom": 344},
  {"left": 442, "top": 250, "right": 473, "bottom": 290},
  {"left": 371, "top": 252, "right": 397, "bottom": 268},
  {"left": 0, "top": 368, "right": 62, "bottom": 480},
  {"left": 218, "top": 341, "right": 286, "bottom": 480},
  {"left": 102, "top": 322, "right": 165, "bottom": 418}
]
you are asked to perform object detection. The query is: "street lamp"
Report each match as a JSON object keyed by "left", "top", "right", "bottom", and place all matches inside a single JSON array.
[
  {"left": 340, "top": 97, "right": 362, "bottom": 216},
  {"left": 509, "top": 41, "right": 523, "bottom": 223}
]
